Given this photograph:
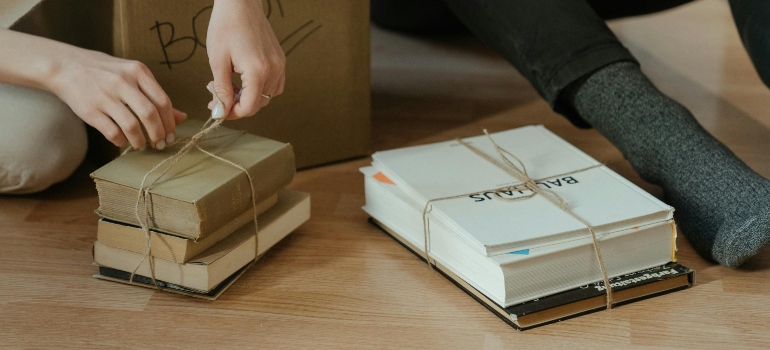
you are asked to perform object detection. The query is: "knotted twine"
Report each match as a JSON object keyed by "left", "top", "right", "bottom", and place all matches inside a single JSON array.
[
  {"left": 420, "top": 130, "right": 615, "bottom": 309},
  {"left": 124, "top": 92, "right": 261, "bottom": 290}
]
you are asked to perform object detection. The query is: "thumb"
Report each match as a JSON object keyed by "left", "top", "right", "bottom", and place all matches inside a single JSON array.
[{"left": 210, "top": 59, "right": 235, "bottom": 119}]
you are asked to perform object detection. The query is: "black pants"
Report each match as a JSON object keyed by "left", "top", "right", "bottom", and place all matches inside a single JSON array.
[{"left": 372, "top": 0, "right": 770, "bottom": 127}]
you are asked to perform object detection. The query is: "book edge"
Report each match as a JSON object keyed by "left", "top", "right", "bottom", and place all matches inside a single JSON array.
[{"left": 366, "top": 217, "right": 694, "bottom": 331}]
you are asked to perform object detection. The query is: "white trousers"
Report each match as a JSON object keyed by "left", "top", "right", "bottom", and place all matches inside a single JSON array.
[{"left": 0, "top": 83, "right": 87, "bottom": 194}]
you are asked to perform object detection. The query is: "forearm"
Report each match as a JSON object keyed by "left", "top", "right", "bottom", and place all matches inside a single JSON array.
[{"left": 0, "top": 29, "right": 76, "bottom": 91}]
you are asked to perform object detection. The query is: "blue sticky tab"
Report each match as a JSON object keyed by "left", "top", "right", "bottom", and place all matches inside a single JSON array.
[{"left": 508, "top": 249, "right": 530, "bottom": 255}]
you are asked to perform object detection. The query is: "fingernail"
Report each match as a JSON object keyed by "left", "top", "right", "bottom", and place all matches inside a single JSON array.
[
  {"left": 182, "top": 112, "right": 188, "bottom": 120},
  {"left": 166, "top": 132, "right": 175, "bottom": 144},
  {"left": 212, "top": 102, "right": 225, "bottom": 119},
  {"left": 156, "top": 140, "right": 166, "bottom": 151},
  {"left": 138, "top": 144, "right": 147, "bottom": 152}
]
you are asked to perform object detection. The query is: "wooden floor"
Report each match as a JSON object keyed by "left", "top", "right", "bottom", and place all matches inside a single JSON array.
[{"left": 3, "top": 1, "right": 770, "bottom": 348}]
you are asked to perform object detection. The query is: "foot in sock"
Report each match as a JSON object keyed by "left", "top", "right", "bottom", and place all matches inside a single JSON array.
[{"left": 567, "top": 62, "right": 770, "bottom": 267}]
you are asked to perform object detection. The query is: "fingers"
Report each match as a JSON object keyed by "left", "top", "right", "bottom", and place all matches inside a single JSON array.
[
  {"left": 172, "top": 108, "right": 187, "bottom": 124},
  {"left": 259, "top": 71, "right": 281, "bottom": 109},
  {"left": 136, "top": 68, "right": 176, "bottom": 145},
  {"left": 82, "top": 111, "right": 128, "bottom": 148},
  {"left": 207, "top": 81, "right": 242, "bottom": 117},
  {"left": 231, "top": 72, "right": 264, "bottom": 118},
  {"left": 104, "top": 101, "right": 147, "bottom": 151},
  {"left": 275, "top": 71, "right": 285, "bottom": 96},
  {"left": 206, "top": 57, "right": 284, "bottom": 120},
  {"left": 231, "top": 54, "right": 284, "bottom": 118},
  {"left": 109, "top": 61, "right": 176, "bottom": 150},
  {"left": 120, "top": 86, "right": 167, "bottom": 150},
  {"left": 209, "top": 58, "right": 235, "bottom": 119}
]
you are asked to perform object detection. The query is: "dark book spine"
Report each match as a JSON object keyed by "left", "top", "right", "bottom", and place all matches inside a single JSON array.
[{"left": 507, "top": 263, "right": 694, "bottom": 316}]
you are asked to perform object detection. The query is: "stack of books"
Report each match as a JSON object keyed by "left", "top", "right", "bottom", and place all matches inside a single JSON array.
[
  {"left": 90, "top": 120, "right": 311, "bottom": 299},
  {"left": 361, "top": 125, "right": 694, "bottom": 330}
]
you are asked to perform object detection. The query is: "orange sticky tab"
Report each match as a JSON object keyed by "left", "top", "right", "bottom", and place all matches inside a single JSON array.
[{"left": 374, "top": 172, "right": 395, "bottom": 185}]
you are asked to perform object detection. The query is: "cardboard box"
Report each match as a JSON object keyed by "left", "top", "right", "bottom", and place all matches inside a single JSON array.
[{"left": 113, "top": 0, "right": 371, "bottom": 168}]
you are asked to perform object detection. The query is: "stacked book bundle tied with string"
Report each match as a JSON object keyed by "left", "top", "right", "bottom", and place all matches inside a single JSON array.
[
  {"left": 361, "top": 125, "right": 694, "bottom": 330},
  {"left": 90, "top": 120, "right": 310, "bottom": 299}
]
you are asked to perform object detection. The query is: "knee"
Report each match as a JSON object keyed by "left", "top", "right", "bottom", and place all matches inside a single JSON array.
[
  {"left": 0, "top": 119, "right": 88, "bottom": 194},
  {"left": 0, "top": 122, "right": 88, "bottom": 194},
  {"left": 0, "top": 85, "right": 88, "bottom": 194}
]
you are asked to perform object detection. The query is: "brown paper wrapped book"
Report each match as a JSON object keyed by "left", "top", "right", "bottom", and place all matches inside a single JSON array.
[{"left": 91, "top": 120, "right": 295, "bottom": 240}]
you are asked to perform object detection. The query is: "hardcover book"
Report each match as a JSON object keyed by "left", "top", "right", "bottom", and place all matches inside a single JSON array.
[
  {"left": 362, "top": 166, "right": 678, "bottom": 307},
  {"left": 95, "top": 265, "right": 250, "bottom": 301},
  {"left": 93, "top": 189, "right": 311, "bottom": 293},
  {"left": 370, "top": 126, "right": 674, "bottom": 256},
  {"left": 96, "top": 193, "right": 277, "bottom": 264},
  {"left": 371, "top": 217, "right": 693, "bottom": 330},
  {"left": 91, "top": 120, "right": 296, "bottom": 239}
]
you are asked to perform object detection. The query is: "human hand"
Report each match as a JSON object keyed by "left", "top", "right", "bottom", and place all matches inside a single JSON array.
[
  {"left": 206, "top": 0, "right": 286, "bottom": 120},
  {"left": 49, "top": 49, "right": 186, "bottom": 150}
]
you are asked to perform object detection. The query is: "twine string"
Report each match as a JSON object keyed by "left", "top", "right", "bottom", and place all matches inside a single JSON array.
[
  {"left": 420, "top": 130, "right": 614, "bottom": 309},
  {"left": 124, "top": 89, "right": 260, "bottom": 290}
]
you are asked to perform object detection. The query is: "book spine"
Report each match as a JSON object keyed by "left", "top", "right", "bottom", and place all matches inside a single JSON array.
[{"left": 195, "top": 144, "right": 296, "bottom": 238}]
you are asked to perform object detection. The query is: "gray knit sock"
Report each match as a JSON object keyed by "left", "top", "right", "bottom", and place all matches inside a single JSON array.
[{"left": 569, "top": 61, "right": 770, "bottom": 267}]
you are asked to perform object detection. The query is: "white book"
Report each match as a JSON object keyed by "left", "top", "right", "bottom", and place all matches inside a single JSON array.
[
  {"left": 361, "top": 166, "right": 677, "bottom": 307},
  {"left": 371, "top": 125, "right": 674, "bottom": 256}
]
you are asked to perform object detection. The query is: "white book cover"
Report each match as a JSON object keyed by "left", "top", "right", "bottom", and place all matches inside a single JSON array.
[{"left": 371, "top": 125, "right": 674, "bottom": 256}]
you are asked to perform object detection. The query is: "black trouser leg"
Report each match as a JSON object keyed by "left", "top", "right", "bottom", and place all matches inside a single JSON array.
[
  {"left": 585, "top": 0, "right": 694, "bottom": 20},
  {"left": 370, "top": 0, "right": 466, "bottom": 35},
  {"left": 370, "top": 0, "right": 693, "bottom": 126},
  {"left": 438, "top": 0, "right": 638, "bottom": 126},
  {"left": 729, "top": 0, "right": 770, "bottom": 89}
]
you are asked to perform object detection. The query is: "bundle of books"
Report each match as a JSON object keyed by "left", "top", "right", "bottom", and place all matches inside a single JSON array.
[
  {"left": 90, "top": 120, "right": 310, "bottom": 299},
  {"left": 362, "top": 126, "right": 694, "bottom": 330}
]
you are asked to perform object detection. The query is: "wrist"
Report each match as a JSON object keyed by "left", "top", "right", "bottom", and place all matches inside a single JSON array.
[
  {"left": 0, "top": 30, "right": 66, "bottom": 91},
  {"left": 213, "top": 0, "right": 265, "bottom": 14},
  {"left": 14, "top": 32, "right": 74, "bottom": 93},
  {"left": 32, "top": 49, "right": 64, "bottom": 92},
  {"left": 213, "top": 0, "right": 264, "bottom": 5},
  {"left": 41, "top": 43, "right": 87, "bottom": 96}
]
